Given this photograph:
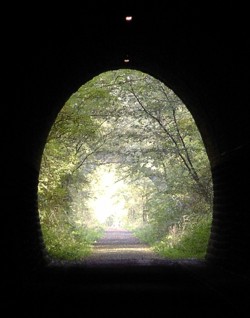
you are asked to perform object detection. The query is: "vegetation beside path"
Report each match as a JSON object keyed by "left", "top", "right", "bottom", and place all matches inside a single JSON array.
[{"left": 39, "top": 69, "right": 213, "bottom": 262}]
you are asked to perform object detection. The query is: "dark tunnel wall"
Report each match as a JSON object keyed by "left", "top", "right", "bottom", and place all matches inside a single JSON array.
[{"left": 2, "top": 3, "right": 250, "bottom": 314}]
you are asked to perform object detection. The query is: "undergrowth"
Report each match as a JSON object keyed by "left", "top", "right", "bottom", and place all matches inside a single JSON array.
[
  {"left": 134, "top": 213, "right": 212, "bottom": 259},
  {"left": 41, "top": 224, "right": 104, "bottom": 261}
]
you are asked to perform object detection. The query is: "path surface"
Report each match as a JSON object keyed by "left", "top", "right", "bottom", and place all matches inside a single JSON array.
[
  {"left": 44, "top": 228, "right": 250, "bottom": 315},
  {"left": 81, "top": 227, "right": 168, "bottom": 266}
]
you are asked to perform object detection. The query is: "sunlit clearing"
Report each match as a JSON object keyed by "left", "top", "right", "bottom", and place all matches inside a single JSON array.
[
  {"left": 87, "top": 166, "right": 128, "bottom": 226},
  {"left": 93, "top": 246, "right": 155, "bottom": 254}
]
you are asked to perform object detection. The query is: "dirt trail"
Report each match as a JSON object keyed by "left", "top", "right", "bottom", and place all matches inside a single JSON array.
[{"left": 81, "top": 227, "right": 167, "bottom": 266}]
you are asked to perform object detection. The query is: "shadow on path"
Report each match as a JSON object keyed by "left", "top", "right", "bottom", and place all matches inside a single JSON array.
[
  {"left": 81, "top": 227, "right": 168, "bottom": 266},
  {"left": 39, "top": 229, "right": 250, "bottom": 316}
]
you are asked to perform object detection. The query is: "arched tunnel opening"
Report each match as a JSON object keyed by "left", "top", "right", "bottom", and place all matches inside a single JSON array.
[
  {"left": 2, "top": 4, "right": 250, "bottom": 316},
  {"left": 38, "top": 68, "right": 213, "bottom": 264}
]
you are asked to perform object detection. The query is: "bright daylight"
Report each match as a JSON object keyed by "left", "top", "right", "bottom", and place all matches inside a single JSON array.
[
  {"left": 38, "top": 69, "right": 213, "bottom": 262},
  {"left": 87, "top": 166, "right": 127, "bottom": 226}
]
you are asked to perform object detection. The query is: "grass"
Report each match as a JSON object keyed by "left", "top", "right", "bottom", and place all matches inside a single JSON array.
[
  {"left": 134, "top": 213, "right": 212, "bottom": 260},
  {"left": 41, "top": 224, "right": 105, "bottom": 261}
]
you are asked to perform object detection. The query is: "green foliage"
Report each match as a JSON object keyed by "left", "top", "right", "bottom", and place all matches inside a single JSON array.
[
  {"left": 42, "top": 224, "right": 104, "bottom": 261},
  {"left": 38, "top": 68, "right": 213, "bottom": 260},
  {"left": 153, "top": 213, "right": 212, "bottom": 259}
]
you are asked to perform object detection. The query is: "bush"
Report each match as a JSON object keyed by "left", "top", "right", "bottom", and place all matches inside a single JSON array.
[
  {"left": 154, "top": 213, "right": 212, "bottom": 259},
  {"left": 41, "top": 224, "right": 105, "bottom": 261}
]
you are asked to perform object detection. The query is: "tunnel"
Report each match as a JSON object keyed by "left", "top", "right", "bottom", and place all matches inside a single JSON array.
[{"left": 2, "top": 3, "right": 250, "bottom": 316}]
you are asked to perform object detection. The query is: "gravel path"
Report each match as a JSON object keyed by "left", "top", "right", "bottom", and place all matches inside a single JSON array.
[{"left": 80, "top": 227, "right": 167, "bottom": 266}]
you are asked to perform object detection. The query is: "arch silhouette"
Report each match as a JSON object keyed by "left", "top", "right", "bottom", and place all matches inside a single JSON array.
[
  {"left": 38, "top": 68, "right": 213, "bottom": 261},
  {"left": 2, "top": 4, "right": 250, "bottom": 316}
]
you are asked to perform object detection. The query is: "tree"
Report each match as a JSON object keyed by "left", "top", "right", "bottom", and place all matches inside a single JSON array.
[{"left": 38, "top": 68, "right": 213, "bottom": 257}]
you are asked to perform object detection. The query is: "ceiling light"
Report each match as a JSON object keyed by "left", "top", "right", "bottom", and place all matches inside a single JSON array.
[{"left": 125, "top": 16, "right": 132, "bottom": 21}]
